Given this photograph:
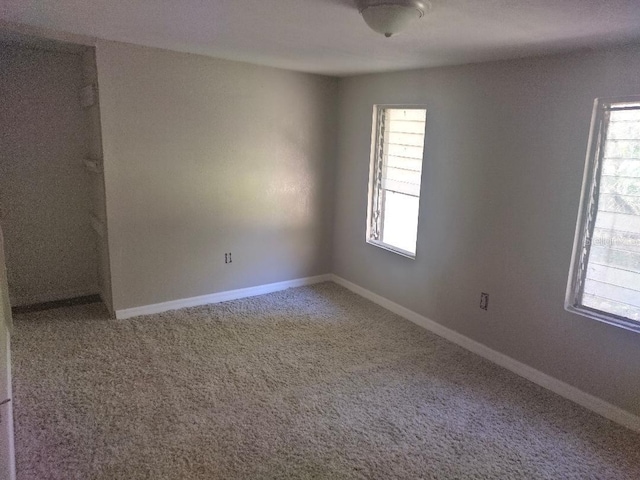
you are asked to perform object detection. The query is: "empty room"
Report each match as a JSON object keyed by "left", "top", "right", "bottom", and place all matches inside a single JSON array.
[{"left": 0, "top": 1, "right": 639, "bottom": 478}]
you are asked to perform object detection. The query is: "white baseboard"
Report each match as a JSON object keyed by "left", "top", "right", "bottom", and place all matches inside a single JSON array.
[
  {"left": 115, "top": 274, "right": 332, "bottom": 320},
  {"left": 113, "top": 272, "right": 640, "bottom": 432},
  {"left": 330, "top": 274, "right": 640, "bottom": 433}
]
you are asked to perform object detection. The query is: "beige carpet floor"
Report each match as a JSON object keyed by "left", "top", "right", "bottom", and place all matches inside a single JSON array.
[{"left": 11, "top": 282, "right": 640, "bottom": 479}]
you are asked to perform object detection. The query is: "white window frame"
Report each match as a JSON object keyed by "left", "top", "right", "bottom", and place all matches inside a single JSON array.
[
  {"left": 366, "top": 104, "right": 427, "bottom": 259},
  {"left": 566, "top": 95, "right": 640, "bottom": 333}
]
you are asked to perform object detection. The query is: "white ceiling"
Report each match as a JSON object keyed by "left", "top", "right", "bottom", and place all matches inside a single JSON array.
[{"left": 1, "top": 0, "right": 640, "bottom": 76}]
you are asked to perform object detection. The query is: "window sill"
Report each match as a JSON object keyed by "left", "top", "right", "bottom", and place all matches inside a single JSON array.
[
  {"left": 565, "top": 303, "right": 640, "bottom": 334},
  {"left": 366, "top": 239, "right": 416, "bottom": 259}
]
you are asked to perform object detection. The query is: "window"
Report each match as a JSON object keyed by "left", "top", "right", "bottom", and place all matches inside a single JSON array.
[
  {"left": 366, "top": 106, "right": 427, "bottom": 257},
  {"left": 567, "top": 96, "right": 640, "bottom": 332}
]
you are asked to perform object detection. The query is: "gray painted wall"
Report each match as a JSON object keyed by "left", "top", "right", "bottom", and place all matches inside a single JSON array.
[
  {"left": 0, "top": 45, "right": 98, "bottom": 305},
  {"left": 332, "top": 46, "right": 640, "bottom": 415},
  {"left": 95, "top": 40, "right": 337, "bottom": 311},
  {"left": 81, "top": 48, "right": 113, "bottom": 313}
]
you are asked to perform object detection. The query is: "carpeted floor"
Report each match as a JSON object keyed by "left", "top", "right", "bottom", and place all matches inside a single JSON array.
[{"left": 11, "top": 282, "right": 640, "bottom": 479}]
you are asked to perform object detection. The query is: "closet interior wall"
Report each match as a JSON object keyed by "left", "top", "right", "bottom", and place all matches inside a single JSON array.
[
  {"left": 0, "top": 43, "right": 104, "bottom": 307},
  {"left": 81, "top": 48, "right": 113, "bottom": 314}
]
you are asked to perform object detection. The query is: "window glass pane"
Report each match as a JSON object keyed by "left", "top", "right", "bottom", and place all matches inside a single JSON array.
[
  {"left": 580, "top": 102, "right": 640, "bottom": 323},
  {"left": 368, "top": 107, "right": 426, "bottom": 256},
  {"left": 382, "top": 191, "right": 420, "bottom": 254}
]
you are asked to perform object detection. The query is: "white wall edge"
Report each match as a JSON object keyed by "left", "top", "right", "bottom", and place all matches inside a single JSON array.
[
  {"left": 330, "top": 274, "right": 640, "bottom": 433},
  {"left": 115, "top": 274, "right": 332, "bottom": 320},
  {"left": 99, "top": 292, "right": 115, "bottom": 317}
]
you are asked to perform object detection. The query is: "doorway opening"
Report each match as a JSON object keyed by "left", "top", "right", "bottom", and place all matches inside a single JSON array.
[{"left": 0, "top": 33, "right": 113, "bottom": 316}]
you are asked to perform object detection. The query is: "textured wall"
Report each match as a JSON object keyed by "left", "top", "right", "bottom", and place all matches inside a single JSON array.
[
  {"left": 81, "top": 49, "right": 113, "bottom": 313},
  {"left": 0, "top": 45, "right": 98, "bottom": 305},
  {"left": 96, "top": 41, "right": 337, "bottom": 311},
  {"left": 332, "top": 45, "right": 640, "bottom": 415}
]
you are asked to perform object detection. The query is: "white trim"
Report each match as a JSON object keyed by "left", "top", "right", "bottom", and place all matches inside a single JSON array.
[
  {"left": 330, "top": 274, "right": 640, "bottom": 433},
  {"left": 4, "top": 334, "right": 15, "bottom": 480},
  {"left": 115, "top": 274, "right": 332, "bottom": 320},
  {"left": 366, "top": 239, "right": 416, "bottom": 259}
]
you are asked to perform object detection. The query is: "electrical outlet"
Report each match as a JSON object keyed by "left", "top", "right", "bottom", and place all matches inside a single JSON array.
[{"left": 480, "top": 293, "right": 489, "bottom": 311}]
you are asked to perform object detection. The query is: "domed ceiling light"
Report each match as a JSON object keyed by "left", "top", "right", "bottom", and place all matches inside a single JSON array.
[{"left": 356, "top": 0, "right": 428, "bottom": 37}]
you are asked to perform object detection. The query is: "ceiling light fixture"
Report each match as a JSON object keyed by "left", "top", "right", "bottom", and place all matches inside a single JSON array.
[{"left": 356, "top": 0, "right": 428, "bottom": 38}]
